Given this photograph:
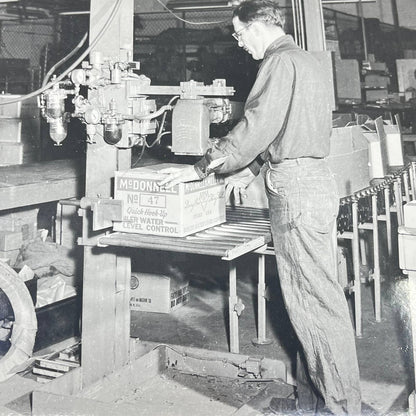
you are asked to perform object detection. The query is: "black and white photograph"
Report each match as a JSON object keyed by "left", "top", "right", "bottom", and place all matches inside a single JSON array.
[{"left": 0, "top": 0, "right": 416, "bottom": 414}]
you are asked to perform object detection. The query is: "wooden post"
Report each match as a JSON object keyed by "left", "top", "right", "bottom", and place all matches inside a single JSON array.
[{"left": 81, "top": 0, "right": 133, "bottom": 387}]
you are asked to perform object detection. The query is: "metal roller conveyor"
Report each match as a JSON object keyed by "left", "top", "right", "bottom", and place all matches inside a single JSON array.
[{"left": 337, "top": 162, "right": 416, "bottom": 336}]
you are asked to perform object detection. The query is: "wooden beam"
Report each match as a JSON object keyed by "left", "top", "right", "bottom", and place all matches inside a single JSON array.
[
  {"left": 81, "top": 0, "right": 134, "bottom": 388},
  {"left": 0, "top": 159, "right": 84, "bottom": 211},
  {"left": 81, "top": 249, "right": 118, "bottom": 387}
]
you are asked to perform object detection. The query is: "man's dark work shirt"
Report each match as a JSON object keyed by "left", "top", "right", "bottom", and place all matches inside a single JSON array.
[{"left": 194, "top": 35, "right": 332, "bottom": 178}]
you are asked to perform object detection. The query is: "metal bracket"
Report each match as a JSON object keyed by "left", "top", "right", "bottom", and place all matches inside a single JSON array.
[
  {"left": 90, "top": 198, "right": 123, "bottom": 231},
  {"left": 237, "top": 356, "right": 263, "bottom": 379},
  {"left": 234, "top": 297, "right": 245, "bottom": 316}
]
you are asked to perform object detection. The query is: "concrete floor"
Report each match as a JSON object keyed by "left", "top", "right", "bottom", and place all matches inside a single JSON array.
[{"left": 130, "top": 251, "right": 413, "bottom": 415}]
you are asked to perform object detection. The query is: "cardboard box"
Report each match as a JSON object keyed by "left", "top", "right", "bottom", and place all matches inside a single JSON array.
[
  {"left": 0, "top": 248, "right": 20, "bottom": 266},
  {"left": 0, "top": 207, "right": 39, "bottom": 241},
  {"left": 0, "top": 95, "right": 40, "bottom": 165},
  {"left": 365, "top": 132, "right": 386, "bottom": 179},
  {"left": 404, "top": 201, "right": 416, "bottom": 229},
  {"left": 327, "top": 125, "right": 370, "bottom": 197},
  {"left": 129, "top": 272, "right": 189, "bottom": 313},
  {"left": 382, "top": 124, "right": 404, "bottom": 168},
  {"left": 396, "top": 59, "right": 416, "bottom": 93},
  {"left": 399, "top": 227, "right": 416, "bottom": 271},
  {"left": 114, "top": 163, "right": 225, "bottom": 237},
  {"left": 0, "top": 141, "right": 39, "bottom": 166},
  {"left": 0, "top": 230, "right": 23, "bottom": 251},
  {"left": 0, "top": 94, "right": 39, "bottom": 118},
  {"left": 0, "top": 118, "right": 22, "bottom": 142}
]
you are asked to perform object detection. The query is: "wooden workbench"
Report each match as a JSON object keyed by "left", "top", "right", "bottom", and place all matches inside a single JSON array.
[{"left": 0, "top": 158, "right": 85, "bottom": 211}]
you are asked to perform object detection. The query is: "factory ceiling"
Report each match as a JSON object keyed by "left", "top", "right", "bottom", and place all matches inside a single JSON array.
[
  {"left": 0, "top": 0, "right": 232, "bottom": 21},
  {"left": 0, "top": 0, "right": 89, "bottom": 20}
]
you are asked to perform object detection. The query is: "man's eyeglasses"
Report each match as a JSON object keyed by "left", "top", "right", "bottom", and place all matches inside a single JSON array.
[{"left": 232, "top": 23, "right": 252, "bottom": 41}]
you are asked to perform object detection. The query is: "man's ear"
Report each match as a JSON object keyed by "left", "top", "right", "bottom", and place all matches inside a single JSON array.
[{"left": 251, "top": 21, "right": 263, "bottom": 37}]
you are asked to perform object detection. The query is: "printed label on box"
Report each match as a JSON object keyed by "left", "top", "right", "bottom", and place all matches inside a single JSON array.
[{"left": 114, "top": 164, "right": 225, "bottom": 237}]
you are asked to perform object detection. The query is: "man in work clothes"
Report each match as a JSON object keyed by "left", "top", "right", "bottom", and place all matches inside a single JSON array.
[{"left": 161, "top": 1, "right": 361, "bottom": 413}]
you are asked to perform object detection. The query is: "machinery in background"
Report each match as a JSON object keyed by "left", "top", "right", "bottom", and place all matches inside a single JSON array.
[
  {"left": 39, "top": 49, "right": 237, "bottom": 157},
  {"left": 396, "top": 58, "right": 416, "bottom": 102}
]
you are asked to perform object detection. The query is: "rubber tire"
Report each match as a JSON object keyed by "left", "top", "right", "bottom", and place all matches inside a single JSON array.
[{"left": 0, "top": 261, "right": 37, "bottom": 382}]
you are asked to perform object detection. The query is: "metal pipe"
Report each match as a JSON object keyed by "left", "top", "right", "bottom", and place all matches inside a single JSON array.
[
  {"left": 357, "top": 0, "right": 368, "bottom": 61},
  {"left": 298, "top": 0, "right": 306, "bottom": 50},
  {"left": 252, "top": 253, "right": 272, "bottom": 346},
  {"left": 393, "top": 179, "right": 404, "bottom": 226},
  {"left": 352, "top": 200, "right": 362, "bottom": 337},
  {"left": 58, "top": 199, "right": 81, "bottom": 207},
  {"left": 228, "top": 261, "right": 239, "bottom": 354},
  {"left": 372, "top": 193, "right": 381, "bottom": 322},
  {"left": 291, "top": 0, "right": 299, "bottom": 45},
  {"left": 384, "top": 186, "right": 392, "bottom": 259}
]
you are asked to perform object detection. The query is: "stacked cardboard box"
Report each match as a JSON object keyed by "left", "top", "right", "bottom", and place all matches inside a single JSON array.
[
  {"left": 0, "top": 207, "right": 38, "bottom": 265},
  {"left": 0, "top": 94, "right": 40, "bottom": 166}
]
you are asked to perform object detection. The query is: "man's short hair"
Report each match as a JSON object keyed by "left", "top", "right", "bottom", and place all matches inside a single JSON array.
[{"left": 233, "top": 0, "right": 285, "bottom": 29}]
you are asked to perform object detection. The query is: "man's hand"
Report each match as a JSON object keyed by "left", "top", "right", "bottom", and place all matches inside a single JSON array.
[
  {"left": 224, "top": 167, "right": 256, "bottom": 205},
  {"left": 158, "top": 165, "right": 200, "bottom": 189}
]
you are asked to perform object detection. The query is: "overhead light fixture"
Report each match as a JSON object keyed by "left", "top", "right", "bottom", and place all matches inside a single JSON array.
[
  {"left": 168, "top": 1, "right": 231, "bottom": 10},
  {"left": 59, "top": 11, "right": 90, "bottom": 15},
  {"left": 322, "top": 0, "right": 375, "bottom": 3}
]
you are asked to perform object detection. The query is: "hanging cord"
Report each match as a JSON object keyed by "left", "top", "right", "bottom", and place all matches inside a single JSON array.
[
  {"left": 42, "top": 32, "right": 88, "bottom": 88},
  {"left": 145, "top": 95, "right": 180, "bottom": 148},
  {"left": 0, "top": 0, "right": 122, "bottom": 106}
]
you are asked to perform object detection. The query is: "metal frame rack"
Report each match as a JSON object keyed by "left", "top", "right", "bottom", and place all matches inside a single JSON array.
[
  {"left": 337, "top": 162, "right": 416, "bottom": 337},
  {"left": 99, "top": 205, "right": 272, "bottom": 354}
]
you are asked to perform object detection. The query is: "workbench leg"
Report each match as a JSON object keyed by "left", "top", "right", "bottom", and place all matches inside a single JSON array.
[
  {"left": 252, "top": 253, "right": 272, "bottom": 346},
  {"left": 408, "top": 272, "right": 416, "bottom": 415},
  {"left": 394, "top": 179, "right": 404, "bottom": 226},
  {"left": 55, "top": 202, "right": 79, "bottom": 248},
  {"left": 115, "top": 254, "right": 131, "bottom": 370},
  {"left": 384, "top": 187, "right": 392, "bottom": 260},
  {"left": 352, "top": 201, "right": 362, "bottom": 337},
  {"left": 81, "top": 248, "right": 118, "bottom": 387},
  {"left": 228, "top": 260, "right": 240, "bottom": 354},
  {"left": 403, "top": 172, "right": 410, "bottom": 204},
  {"left": 372, "top": 194, "right": 381, "bottom": 322},
  {"left": 359, "top": 235, "right": 368, "bottom": 267}
]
